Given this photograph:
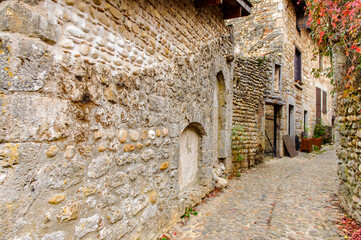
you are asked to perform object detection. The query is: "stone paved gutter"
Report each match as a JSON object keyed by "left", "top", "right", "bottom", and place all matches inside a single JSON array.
[{"left": 165, "top": 146, "right": 344, "bottom": 240}]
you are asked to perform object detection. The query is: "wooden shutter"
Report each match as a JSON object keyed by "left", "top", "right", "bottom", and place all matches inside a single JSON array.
[
  {"left": 316, "top": 87, "right": 321, "bottom": 122},
  {"left": 297, "top": 14, "right": 310, "bottom": 29},
  {"left": 295, "top": 48, "right": 302, "bottom": 82},
  {"left": 322, "top": 90, "right": 327, "bottom": 114}
]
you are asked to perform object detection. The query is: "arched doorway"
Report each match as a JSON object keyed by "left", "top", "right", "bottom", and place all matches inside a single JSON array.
[{"left": 178, "top": 123, "right": 205, "bottom": 193}]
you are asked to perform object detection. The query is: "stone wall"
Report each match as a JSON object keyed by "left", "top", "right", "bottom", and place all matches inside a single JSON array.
[
  {"left": 230, "top": 0, "right": 334, "bottom": 158},
  {"left": 335, "top": 47, "right": 361, "bottom": 223},
  {"left": 0, "top": 0, "right": 234, "bottom": 239},
  {"left": 282, "top": 0, "right": 334, "bottom": 142},
  {"left": 232, "top": 57, "right": 272, "bottom": 168},
  {"left": 230, "top": 0, "right": 284, "bottom": 59},
  {"left": 337, "top": 90, "right": 361, "bottom": 222}
]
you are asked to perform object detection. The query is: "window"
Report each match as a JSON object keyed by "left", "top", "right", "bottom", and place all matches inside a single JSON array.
[
  {"left": 297, "top": 13, "right": 310, "bottom": 29},
  {"left": 295, "top": 48, "right": 302, "bottom": 82},
  {"left": 316, "top": 87, "right": 321, "bottom": 123},
  {"left": 288, "top": 104, "right": 295, "bottom": 144},
  {"left": 273, "top": 64, "right": 281, "bottom": 93},
  {"left": 288, "top": 105, "right": 294, "bottom": 136},
  {"left": 322, "top": 90, "right": 327, "bottom": 114},
  {"left": 319, "top": 52, "right": 324, "bottom": 71},
  {"left": 304, "top": 110, "right": 308, "bottom": 133}
]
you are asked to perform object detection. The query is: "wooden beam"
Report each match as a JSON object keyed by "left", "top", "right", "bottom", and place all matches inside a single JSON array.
[
  {"left": 235, "top": 0, "right": 252, "bottom": 15},
  {"left": 222, "top": 0, "right": 252, "bottom": 18},
  {"left": 194, "top": 0, "right": 222, "bottom": 8},
  {"left": 223, "top": 5, "right": 241, "bottom": 19}
]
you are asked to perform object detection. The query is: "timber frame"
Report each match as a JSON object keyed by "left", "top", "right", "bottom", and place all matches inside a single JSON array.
[{"left": 195, "top": 0, "right": 253, "bottom": 19}]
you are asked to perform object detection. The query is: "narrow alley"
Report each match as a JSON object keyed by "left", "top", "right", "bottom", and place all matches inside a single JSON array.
[{"left": 166, "top": 147, "right": 344, "bottom": 240}]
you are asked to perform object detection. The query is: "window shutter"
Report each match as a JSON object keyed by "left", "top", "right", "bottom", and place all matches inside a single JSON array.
[
  {"left": 295, "top": 48, "right": 302, "bottom": 82},
  {"left": 297, "top": 14, "right": 310, "bottom": 29},
  {"left": 316, "top": 87, "right": 321, "bottom": 122},
  {"left": 322, "top": 90, "right": 327, "bottom": 114}
]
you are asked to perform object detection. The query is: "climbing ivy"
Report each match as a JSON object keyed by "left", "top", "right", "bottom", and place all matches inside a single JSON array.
[{"left": 305, "top": 0, "right": 361, "bottom": 90}]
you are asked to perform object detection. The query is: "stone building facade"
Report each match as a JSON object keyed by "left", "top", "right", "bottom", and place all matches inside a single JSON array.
[
  {"left": 0, "top": 0, "right": 251, "bottom": 239},
  {"left": 232, "top": 57, "right": 272, "bottom": 168},
  {"left": 230, "top": 0, "right": 335, "bottom": 162}
]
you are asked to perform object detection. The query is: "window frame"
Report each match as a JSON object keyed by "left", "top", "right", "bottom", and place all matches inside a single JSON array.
[
  {"left": 322, "top": 90, "right": 327, "bottom": 114},
  {"left": 294, "top": 47, "right": 302, "bottom": 82},
  {"left": 273, "top": 63, "right": 282, "bottom": 94}
]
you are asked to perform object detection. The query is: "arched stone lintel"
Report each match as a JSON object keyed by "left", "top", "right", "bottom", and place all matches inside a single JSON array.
[{"left": 183, "top": 122, "right": 207, "bottom": 136}]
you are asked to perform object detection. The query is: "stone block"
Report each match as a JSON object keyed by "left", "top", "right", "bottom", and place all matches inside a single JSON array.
[
  {"left": 66, "top": 26, "right": 85, "bottom": 39},
  {"left": 109, "top": 171, "right": 127, "bottom": 188},
  {"left": 132, "top": 196, "right": 149, "bottom": 215},
  {"left": 74, "top": 214, "right": 100, "bottom": 239},
  {"left": 59, "top": 39, "right": 74, "bottom": 49},
  {"left": 0, "top": 34, "right": 53, "bottom": 92},
  {"left": 48, "top": 194, "right": 66, "bottom": 205},
  {"left": 93, "top": 0, "right": 102, "bottom": 5},
  {"left": 44, "top": 160, "right": 85, "bottom": 190},
  {"left": 148, "top": 130, "right": 156, "bottom": 139},
  {"left": 88, "top": 156, "right": 111, "bottom": 178},
  {"left": 0, "top": 94, "right": 70, "bottom": 142},
  {"left": 76, "top": 2, "right": 87, "bottom": 12},
  {"left": 57, "top": 201, "right": 80, "bottom": 222},
  {"left": 65, "top": 145, "right": 75, "bottom": 159},
  {"left": 140, "top": 149, "right": 155, "bottom": 162},
  {"left": 46, "top": 146, "right": 59, "bottom": 158},
  {"left": 65, "top": 0, "right": 74, "bottom": 5},
  {"left": 130, "top": 131, "right": 140, "bottom": 142},
  {"left": 108, "top": 206, "right": 124, "bottom": 224},
  {"left": 149, "top": 191, "right": 157, "bottom": 203},
  {"left": 356, "top": 130, "right": 361, "bottom": 139},
  {"left": 160, "top": 162, "right": 169, "bottom": 170},
  {"left": 0, "top": 143, "right": 20, "bottom": 167},
  {"left": 41, "top": 231, "right": 66, "bottom": 240},
  {"left": 117, "top": 130, "right": 128, "bottom": 143},
  {"left": 0, "top": 1, "right": 60, "bottom": 43},
  {"left": 124, "top": 144, "right": 135, "bottom": 152},
  {"left": 19, "top": 0, "right": 42, "bottom": 5},
  {"left": 98, "top": 145, "right": 107, "bottom": 152}
]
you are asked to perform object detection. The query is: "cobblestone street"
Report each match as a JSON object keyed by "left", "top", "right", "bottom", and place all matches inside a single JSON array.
[{"left": 166, "top": 147, "right": 344, "bottom": 240}]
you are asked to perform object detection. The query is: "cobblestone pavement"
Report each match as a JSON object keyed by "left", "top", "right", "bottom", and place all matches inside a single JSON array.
[{"left": 165, "top": 147, "right": 344, "bottom": 240}]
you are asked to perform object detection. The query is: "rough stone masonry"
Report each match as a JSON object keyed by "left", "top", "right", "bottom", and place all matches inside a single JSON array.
[
  {"left": 231, "top": 0, "right": 335, "bottom": 161},
  {"left": 334, "top": 46, "right": 361, "bottom": 225},
  {"left": 232, "top": 57, "right": 272, "bottom": 169},
  {"left": 0, "top": 0, "right": 235, "bottom": 239}
]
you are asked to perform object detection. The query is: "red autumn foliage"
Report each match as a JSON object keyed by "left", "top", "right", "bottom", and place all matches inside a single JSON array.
[
  {"left": 305, "top": 0, "right": 361, "bottom": 87},
  {"left": 338, "top": 216, "right": 361, "bottom": 239}
]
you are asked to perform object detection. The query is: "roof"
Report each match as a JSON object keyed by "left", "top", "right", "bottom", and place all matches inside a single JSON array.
[{"left": 195, "top": 0, "right": 253, "bottom": 19}]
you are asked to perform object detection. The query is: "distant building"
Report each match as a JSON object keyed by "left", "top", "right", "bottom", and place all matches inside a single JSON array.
[{"left": 230, "top": 0, "right": 335, "bottom": 167}]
